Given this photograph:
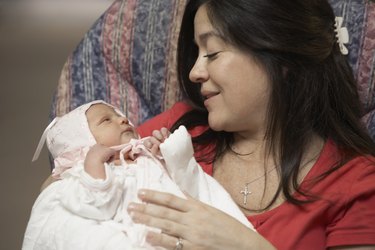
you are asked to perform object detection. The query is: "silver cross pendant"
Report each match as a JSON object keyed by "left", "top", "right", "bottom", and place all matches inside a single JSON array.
[{"left": 240, "top": 185, "right": 251, "bottom": 205}]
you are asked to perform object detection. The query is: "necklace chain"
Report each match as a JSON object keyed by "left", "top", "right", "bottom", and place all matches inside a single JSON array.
[
  {"left": 229, "top": 144, "right": 254, "bottom": 156},
  {"left": 239, "top": 167, "right": 276, "bottom": 206},
  {"left": 228, "top": 142, "right": 276, "bottom": 207},
  {"left": 245, "top": 167, "right": 276, "bottom": 185}
]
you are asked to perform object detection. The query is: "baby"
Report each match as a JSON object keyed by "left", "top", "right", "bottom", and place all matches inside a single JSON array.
[{"left": 23, "top": 100, "right": 253, "bottom": 250}]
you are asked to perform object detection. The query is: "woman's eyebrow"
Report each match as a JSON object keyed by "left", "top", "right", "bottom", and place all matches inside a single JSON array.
[{"left": 194, "top": 31, "right": 222, "bottom": 45}]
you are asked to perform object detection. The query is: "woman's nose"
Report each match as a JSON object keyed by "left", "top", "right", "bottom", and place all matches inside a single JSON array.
[{"left": 189, "top": 57, "right": 209, "bottom": 83}]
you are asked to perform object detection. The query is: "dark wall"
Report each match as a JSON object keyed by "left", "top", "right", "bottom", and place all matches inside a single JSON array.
[{"left": 0, "top": 1, "right": 114, "bottom": 249}]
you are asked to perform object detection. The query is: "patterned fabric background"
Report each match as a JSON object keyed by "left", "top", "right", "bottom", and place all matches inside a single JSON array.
[
  {"left": 329, "top": 0, "right": 375, "bottom": 139},
  {"left": 51, "top": 0, "right": 375, "bottom": 139},
  {"left": 52, "top": 0, "right": 186, "bottom": 126}
]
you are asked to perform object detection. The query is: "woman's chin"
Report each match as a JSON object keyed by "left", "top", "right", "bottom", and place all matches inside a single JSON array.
[{"left": 208, "top": 117, "right": 226, "bottom": 132}]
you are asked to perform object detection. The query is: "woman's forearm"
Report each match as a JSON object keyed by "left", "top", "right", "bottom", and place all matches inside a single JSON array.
[{"left": 40, "top": 175, "right": 57, "bottom": 192}]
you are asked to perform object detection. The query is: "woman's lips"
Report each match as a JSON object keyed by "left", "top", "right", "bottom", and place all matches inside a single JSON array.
[
  {"left": 206, "top": 93, "right": 218, "bottom": 99},
  {"left": 202, "top": 91, "right": 219, "bottom": 107}
]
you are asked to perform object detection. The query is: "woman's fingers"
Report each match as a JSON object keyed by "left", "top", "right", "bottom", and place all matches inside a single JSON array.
[
  {"left": 138, "top": 189, "right": 193, "bottom": 212},
  {"left": 129, "top": 202, "right": 183, "bottom": 224},
  {"left": 146, "top": 231, "right": 190, "bottom": 250},
  {"left": 128, "top": 200, "right": 193, "bottom": 250},
  {"left": 127, "top": 189, "right": 269, "bottom": 249},
  {"left": 131, "top": 207, "right": 187, "bottom": 237}
]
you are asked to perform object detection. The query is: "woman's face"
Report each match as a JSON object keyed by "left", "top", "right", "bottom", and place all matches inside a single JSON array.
[{"left": 189, "top": 5, "right": 271, "bottom": 136}]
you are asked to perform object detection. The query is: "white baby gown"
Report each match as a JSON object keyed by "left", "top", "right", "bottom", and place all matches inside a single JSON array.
[{"left": 22, "top": 126, "right": 254, "bottom": 250}]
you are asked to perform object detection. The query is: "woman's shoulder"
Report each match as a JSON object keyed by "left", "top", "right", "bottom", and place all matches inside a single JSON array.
[
  {"left": 316, "top": 139, "right": 375, "bottom": 170},
  {"left": 343, "top": 153, "right": 375, "bottom": 187},
  {"left": 305, "top": 139, "right": 375, "bottom": 195}
]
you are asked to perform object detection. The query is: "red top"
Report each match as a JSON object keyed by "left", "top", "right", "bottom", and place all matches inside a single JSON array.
[{"left": 137, "top": 102, "right": 375, "bottom": 249}]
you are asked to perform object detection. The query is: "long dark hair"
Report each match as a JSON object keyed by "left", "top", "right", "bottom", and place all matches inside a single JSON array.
[{"left": 173, "top": 0, "right": 375, "bottom": 208}]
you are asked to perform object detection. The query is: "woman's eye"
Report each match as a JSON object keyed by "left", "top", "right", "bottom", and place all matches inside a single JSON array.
[{"left": 203, "top": 51, "right": 221, "bottom": 59}]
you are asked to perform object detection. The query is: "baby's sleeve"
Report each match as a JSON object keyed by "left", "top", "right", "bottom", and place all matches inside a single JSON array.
[
  {"left": 160, "top": 125, "right": 203, "bottom": 198},
  {"left": 59, "top": 162, "right": 124, "bottom": 221}
]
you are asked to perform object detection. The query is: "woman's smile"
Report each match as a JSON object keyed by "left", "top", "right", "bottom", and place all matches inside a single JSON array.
[{"left": 202, "top": 90, "right": 220, "bottom": 107}]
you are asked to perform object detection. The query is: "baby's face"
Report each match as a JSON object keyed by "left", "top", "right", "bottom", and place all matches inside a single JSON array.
[{"left": 86, "top": 104, "right": 139, "bottom": 146}]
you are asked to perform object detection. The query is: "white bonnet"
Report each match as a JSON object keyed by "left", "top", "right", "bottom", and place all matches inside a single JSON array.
[
  {"left": 46, "top": 101, "right": 97, "bottom": 159},
  {"left": 32, "top": 100, "right": 127, "bottom": 162}
]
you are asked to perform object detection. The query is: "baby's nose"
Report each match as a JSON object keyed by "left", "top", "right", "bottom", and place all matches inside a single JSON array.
[{"left": 118, "top": 116, "right": 129, "bottom": 124}]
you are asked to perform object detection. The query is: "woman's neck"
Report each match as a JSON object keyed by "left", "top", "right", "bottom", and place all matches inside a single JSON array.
[{"left": 231, "top": 132, "right": 273, "bottom": 163}]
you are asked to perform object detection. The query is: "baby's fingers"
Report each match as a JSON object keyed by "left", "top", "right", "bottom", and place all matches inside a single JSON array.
[
  {"left": 160, "top": 127, "right": 170, "bottom": 139},
  {"left": 146, "top": 137, "right": 162, "bottom": 155},
  {"left": 152, "top": 130, "right": 164, "bottom": 142}
]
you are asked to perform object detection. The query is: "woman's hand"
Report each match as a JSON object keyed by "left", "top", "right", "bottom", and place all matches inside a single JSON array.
[
  {"left": 127, "top": 189, "right": 276, "bottom": 250},
  {"left": 40, "top": 175, "right": 58, "bottom": 192}
]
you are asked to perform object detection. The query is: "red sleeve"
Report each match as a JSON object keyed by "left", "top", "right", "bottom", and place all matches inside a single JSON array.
[
  {"left": 136, "top": 101, "right": 192, "bottom": 137},
  {"left": 327, "top": 159, "right": 375, "bottom": 247}
]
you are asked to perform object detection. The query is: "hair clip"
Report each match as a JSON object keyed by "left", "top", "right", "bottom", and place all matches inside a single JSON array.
[{"left": 334, "top": 17, "right": 349, "bottom": 55}]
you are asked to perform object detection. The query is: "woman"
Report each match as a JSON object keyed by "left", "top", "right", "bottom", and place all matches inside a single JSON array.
[{"left": 129, "top": 0, "right": 375, "bottom": 249}]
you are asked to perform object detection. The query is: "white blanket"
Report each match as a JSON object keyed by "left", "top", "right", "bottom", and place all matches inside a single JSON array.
[{"left": 22, "top": 126, "right": 253, "bottom": 250}]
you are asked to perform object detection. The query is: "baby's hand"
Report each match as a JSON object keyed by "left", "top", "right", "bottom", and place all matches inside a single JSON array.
[
  {"left": 145, "top": 127, "right": 170, "bottom": 155},
  {"left": 84, "top": 144, "right": 116, "bottom": 179}
]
